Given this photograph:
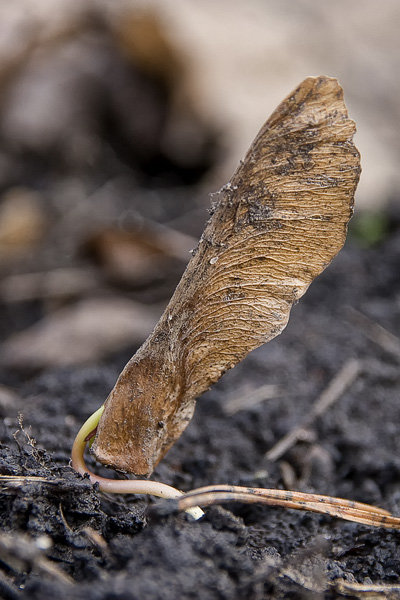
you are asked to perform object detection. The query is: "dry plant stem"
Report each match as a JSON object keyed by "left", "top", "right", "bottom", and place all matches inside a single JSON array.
[
  {"left": 177, "top": 486, "right": 400, "bottom": 530},
  {"left": 0, "top": 475, "right": 51, "bottom": 486},
  {"left": 266, "top": 359, "right": 362, "bottom": 461},
  {"left": 347, "top": 306, "right": 400, "bottom": 362},
  {"left": 336, "top": 579, "right": 400, "bottom": 596},
  {"left": 224, "top": 383, "right": 281, "bottom": 416},
  {"left": 70, "top": 407, "right": 204, "bottom": 520}
]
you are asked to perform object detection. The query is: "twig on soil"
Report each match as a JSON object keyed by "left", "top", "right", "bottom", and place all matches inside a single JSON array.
[
  {"left": 223, "top": 383, "right": 282, "bottom": 415},
  {"left": 122, "top": 210, "right": 198, "bottom": 262},
  {"left": 82, "top": 527, "right": 108, "bottom": 555},
  {"left": 175, "top": 485, "right": 400, "bottom": 530},
  {"left": 0, "top": 267, "right": 101, "bottom": 303},
  {"left": 335, "top": 578, "right": 400, "bottom": 598},
  {"left": 58, "top": 503, "right": 74, "bottom": 533},
  {"left": 0, "top": 475, "right": 52, "bottom": 487},
  {"left": 0, "top": 532, "right": 73, "bottom": 585},
  {"left": 265, "top": 359, "right": 362, "bottom": 462},
  {"left": 347, "top": 306, "right": 400, "bottom": 362}
]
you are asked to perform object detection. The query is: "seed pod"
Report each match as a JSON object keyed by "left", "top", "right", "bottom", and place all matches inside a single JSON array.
[{"left": 92, "top": 75, "right": 360, "bottom": 475}]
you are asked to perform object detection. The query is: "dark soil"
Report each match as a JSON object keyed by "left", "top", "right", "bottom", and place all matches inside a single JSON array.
[
  {"left": 0, "top": 217, "right": 400, "bottom": 599},
  {"left": 0, "top": 17, "right": 399, "bottom": 595}
]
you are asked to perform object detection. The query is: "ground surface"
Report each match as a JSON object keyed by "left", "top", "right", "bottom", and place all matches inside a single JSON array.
[
  {"left": 0, "top": 219, "right": 400, "bottom": 599},
  {"left": 0, "top": 4, "right": 399, "bottom": 596}
]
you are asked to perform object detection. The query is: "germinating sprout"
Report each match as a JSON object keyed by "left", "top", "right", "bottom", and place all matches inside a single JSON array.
[
  {"left": 71, "top": 406, "right": 204, "bottom": 520},
  {"left": 71, "top": 406, "right": 400, "bottom": 530},
  {"left": 71, "top": 76, "right": 400, "bottom": 531}
]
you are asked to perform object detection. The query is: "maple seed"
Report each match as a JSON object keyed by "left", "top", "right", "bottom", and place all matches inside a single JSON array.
[{"left": 92, "top": 75, "right": 361, "bottom": 476}]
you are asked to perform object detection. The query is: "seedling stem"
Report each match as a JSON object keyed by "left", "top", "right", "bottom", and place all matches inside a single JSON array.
[
  {"left": 71, "top": 406, "right": 400, "bottom": 530},
  {"left": 71, "top": 406, "right": 204, "bottom": 520}
]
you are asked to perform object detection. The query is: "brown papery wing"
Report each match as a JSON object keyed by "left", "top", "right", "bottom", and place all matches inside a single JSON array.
[{"left": 93, "top": 76, "right": 360, "bottom": 475}]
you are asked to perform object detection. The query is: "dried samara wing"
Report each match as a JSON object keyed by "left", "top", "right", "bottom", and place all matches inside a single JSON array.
[{"left": 92, "top": 76, "right": 361, "bottom": 475}]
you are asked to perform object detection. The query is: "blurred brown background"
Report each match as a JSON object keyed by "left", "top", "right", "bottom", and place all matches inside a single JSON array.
[{"left": 0, "top": 0, "right": 399, "bottom": 376}]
